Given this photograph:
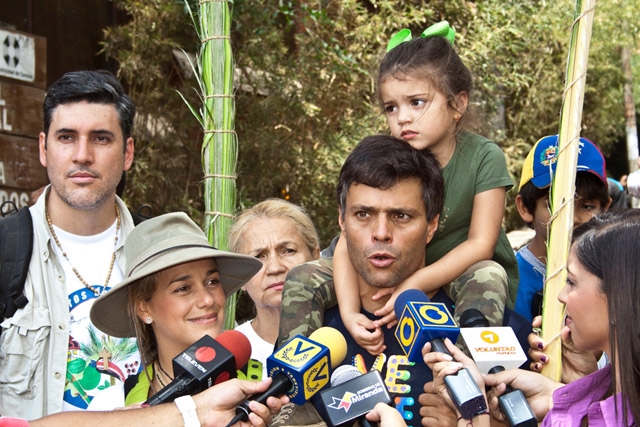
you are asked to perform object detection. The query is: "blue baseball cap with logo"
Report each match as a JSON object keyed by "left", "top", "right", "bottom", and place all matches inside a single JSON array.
[{"left": 519, "top": 135, "right": 608, "bottom": 191}]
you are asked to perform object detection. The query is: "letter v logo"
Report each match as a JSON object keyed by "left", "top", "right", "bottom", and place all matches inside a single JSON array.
[
  {"left": 294, "top": 341, "right": 315, "bottom": 356},
  {"left": 311, "top": 361, "right": 328, "bottom": 382}
]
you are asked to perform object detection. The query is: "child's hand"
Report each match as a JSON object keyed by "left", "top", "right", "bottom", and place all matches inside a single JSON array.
[
  {"left": 371, "top": 288, "right": 398, "bottom": 329},
  {"left": 344, "top": 312, "right": 386, "bottom": 355},
  {"left": 371, "top": 277, "right": 425, "bottom": 329}
]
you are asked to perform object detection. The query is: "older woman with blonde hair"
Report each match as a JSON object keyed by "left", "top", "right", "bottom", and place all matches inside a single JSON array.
[{"left": 229, "top": 199, "right": 320, "bottom": 380}]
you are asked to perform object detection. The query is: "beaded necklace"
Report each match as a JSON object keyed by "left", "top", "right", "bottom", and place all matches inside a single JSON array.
[{"left": 46, "top": 204, "right": 121, "bottom": 296}]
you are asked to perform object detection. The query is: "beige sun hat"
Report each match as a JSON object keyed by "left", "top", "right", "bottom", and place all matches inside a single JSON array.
[{"left": 90, "top": 212, "right": 262, "bottom": 338}]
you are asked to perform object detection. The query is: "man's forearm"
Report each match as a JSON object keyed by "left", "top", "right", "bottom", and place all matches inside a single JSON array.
[{"left": 29, "top": 404, "right": 186, "bottom": 427}]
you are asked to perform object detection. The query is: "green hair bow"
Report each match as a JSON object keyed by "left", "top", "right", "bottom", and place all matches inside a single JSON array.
[{"left": 386, "top": 20, "right": 455, "bottom": 52}]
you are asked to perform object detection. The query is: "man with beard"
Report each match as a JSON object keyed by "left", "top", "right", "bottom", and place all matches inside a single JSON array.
[
  {"left": 275, "top": 135, "right": 459, "bottom": 426},
  {"left": 0, "top": 71, "right": 140, "bottom": 418}
]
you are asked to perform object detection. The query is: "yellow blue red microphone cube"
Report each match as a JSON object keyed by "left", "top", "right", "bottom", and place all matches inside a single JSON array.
[
  {"left": 394, "top": 301, "right": 459, "bottom": 362},
  {"left": 267, "top": 335, "right": 332, "bottom": 405}
]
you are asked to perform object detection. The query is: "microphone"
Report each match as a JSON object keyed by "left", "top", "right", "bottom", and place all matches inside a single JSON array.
[
  {"left": 458, "top": 309, "right": 527, "bottom": 374},
  {"left": 393, "top": 289, "right": 487, "bottom": 420},
  {"left": 145, "top": 330, "right": 251, "bottom": 406},
  {"left": 227, "top": 327, "right": 348, "bottom": 426},
  {"left": 317, "top": 365, "right": 391, "bottom": 427},
  {"left": 460, "top": 309, "right": 537, "bottom": 427},
  {"left": 487, "top": 366, "right": 537, "bottom": 427}
]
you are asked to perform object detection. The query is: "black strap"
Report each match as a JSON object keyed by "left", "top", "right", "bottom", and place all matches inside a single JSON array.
[
  {"left": 0, "top": 207, "right": 34, "bottom": 320},
  {"left": 0, "top": 200, "right": 19, "bottom": 217},
  {"left": 130, "top": 205, "right": 152, "bottom": 226}
]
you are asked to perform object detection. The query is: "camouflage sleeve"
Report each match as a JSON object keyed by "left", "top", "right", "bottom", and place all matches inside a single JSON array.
[
  {"left": 277, "top": 258, "right": 337, "bottom": 346},
  {"left": 448, "top": 260, "right": 509, "bottom": 327}
]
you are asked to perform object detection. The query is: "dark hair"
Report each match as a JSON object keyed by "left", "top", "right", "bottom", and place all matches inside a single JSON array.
[
  {"left": 572, "top": 210, "right": 640, "bottom": 425},
  {"left": 43, "top": 70, "right": 135, "bottom": 146},
  {"left": 337, "top": 135, "right": 444, "bottom": 222},
  {"left": 575, "top": 172, "right": 610, "bottom": 208},
  {"left": 518, "top": 172, "right": 609, "bottom": 228},
  {"left": 377, "top": 36, "right": 472, "bottom": 131},
  {"left": 517, "top": 181, "right": 549, "bottom": 228}
]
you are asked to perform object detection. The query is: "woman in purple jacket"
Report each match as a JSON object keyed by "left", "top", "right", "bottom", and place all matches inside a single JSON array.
[{"left": 424, "top": 210, "right": 640, "bottom": 427}]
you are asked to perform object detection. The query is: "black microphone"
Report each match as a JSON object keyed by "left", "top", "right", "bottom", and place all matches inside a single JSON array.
[
  {"left": 317, "top": 365, "right": 391, "bottom": 427},
  {"left": 487, "top": 366, "right": 537, "bottom": 427},
  {"left": 226, "top": 327, "right": 347, "bottom": 427},
  {"left": 145, "top": 330, "right": 251, "bottom": 406},
  {"left": 460, "top": 309, "right": 537, "bottom": 427},
  {"left": 393, "top": 289, "right": 487, "bottom": 420}
]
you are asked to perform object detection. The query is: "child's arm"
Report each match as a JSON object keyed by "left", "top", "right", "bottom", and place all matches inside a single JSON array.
[
  {"left": 334, "top": 235, "right": 386, "bottom": 355},
  {"left": 374, "top": 187, "right": 507, "bottom": 324}
]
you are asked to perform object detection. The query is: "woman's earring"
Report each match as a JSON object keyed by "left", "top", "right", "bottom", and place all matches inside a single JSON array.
[{"left": 145, "top": 317, "right": 152, "bottom": 324}]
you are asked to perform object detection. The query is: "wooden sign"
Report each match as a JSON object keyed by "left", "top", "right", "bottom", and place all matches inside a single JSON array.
[
  {"left": 0, "top": 28, "right": 47, "bottom": 89},
  {"left": 0, "top": 133, "right": 48, "bottom": 190},
  {"left": 0, "top": 28, "right": 47, "bottom": 209},
  {"left": 0, "top": 80, "right": 44, "bottom": 139},
  {"left": 0, "top": 185, "right": 31, "bottom": 210}
]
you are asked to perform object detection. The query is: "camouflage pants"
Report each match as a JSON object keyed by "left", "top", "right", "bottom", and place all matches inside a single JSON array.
[
  {"left": 277, "top": 258, "right": 509, "bottom": 346},
  {"left": 447, "top": 260, "right": 509, "bottom": 327},
  {"left": 277, "top": 258, "right": 336, "bottom": 346}
]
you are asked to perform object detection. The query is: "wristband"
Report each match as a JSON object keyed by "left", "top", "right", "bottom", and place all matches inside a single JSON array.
[
  {"left": 457, "top": 411, "right": 489, "bottom": 426},
  {"left": 175, "top": 395, "right": 200, "bottom": 427}
]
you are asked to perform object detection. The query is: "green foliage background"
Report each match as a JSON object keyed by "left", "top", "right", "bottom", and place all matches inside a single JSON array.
[{"left": 103, "top": 0, "right": 640, "bottom": 246}]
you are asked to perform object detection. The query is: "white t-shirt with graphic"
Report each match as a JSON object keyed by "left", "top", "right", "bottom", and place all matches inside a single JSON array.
[{"left": 50, "top": 220, "right": 141, "bottom": 411}]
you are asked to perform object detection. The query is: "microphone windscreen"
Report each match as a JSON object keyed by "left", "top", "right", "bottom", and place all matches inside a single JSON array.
[
  {"left": 393, "top": 289, "right": 430, "bottom": 317},
  {"left": 459, "top": 309, "right": 489, "bottom": 328},
  {"left": 216, "top": 330, "right": 252, "bottom": 369},
  {"left": 308, "top": 327, "right": 347, "bottom": 368},
  {"left": 330, "top": 365, "right": 362, "bottom": 387}
]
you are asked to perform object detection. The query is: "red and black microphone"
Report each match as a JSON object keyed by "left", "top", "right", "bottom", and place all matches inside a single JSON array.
[{"left": 145, "top": 330, "right": 251, "bottom": 406}]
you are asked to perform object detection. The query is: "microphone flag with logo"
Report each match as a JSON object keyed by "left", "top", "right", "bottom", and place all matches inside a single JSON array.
[
  {"left": 226, "top": 327, "right": 347, "bottom": 426},
  {"left": 461, "top": 309, "right": 536, "bottom": 427},
  {"left": 393, "top": 289, "right": 487, "bottom": 420},
  {"left": 458, "top": 308, "right": 527, "bottom": 374},
  {"left": 393, "top": 289, "right": 458, "bottom": 363},
  {"left": 145, "top": 330, "right": 251, "bottom": 406},
  {"left": 318, "top": 365, "right": 391, "bottom": 427}
]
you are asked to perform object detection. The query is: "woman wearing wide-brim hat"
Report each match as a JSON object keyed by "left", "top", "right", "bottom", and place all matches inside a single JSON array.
[{"left": 88, "top": 212, "right": 262, "bottom": 409}]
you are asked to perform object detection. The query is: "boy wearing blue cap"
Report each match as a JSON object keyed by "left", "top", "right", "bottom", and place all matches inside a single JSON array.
[{"left": 514, "top": 135, "right": 611, "bottom": 321}]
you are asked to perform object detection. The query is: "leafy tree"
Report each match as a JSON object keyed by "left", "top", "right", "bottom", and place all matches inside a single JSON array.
[
  {"left": 103, "top": 0, "right": 640, "bottom": 241},
  {"left": 102, "top": 0, "right": 203, "bottom": 219}
]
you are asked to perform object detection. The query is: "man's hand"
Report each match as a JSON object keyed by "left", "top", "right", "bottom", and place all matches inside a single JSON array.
[
  {"left": 28, "top": 378, "right": 290, "bottom": 427},
  {"left": 418, "top": 381, "right": 457, "bottom": 427},
  {"left": 194, "top": 377, "right": 289, "bottom": 427},
  {"left": 366, "top": 402, "right": 408, "bottom": 427},
  {"left": 343, "top": 312, "right": 386, "bottom": 355},
  {"left": 527, "top": 315, "right": 598, "bottom": 383}
]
